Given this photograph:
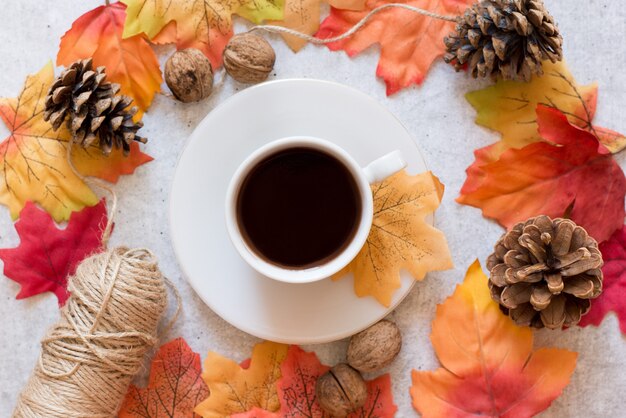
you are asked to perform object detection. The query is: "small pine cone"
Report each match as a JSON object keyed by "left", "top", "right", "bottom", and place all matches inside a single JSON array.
[
  {"left": 444, "top": 0, "right": 563, "bottom": 82},
  {"left": 43, "top": 58, "right": 146, "bottom": 156},
  {"left": 487, "top": 216, "right": 603, "bottom": 329}
]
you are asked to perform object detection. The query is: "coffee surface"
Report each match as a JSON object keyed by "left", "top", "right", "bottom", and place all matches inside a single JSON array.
[{"left": 237, "top": 147, "right": 361, "bottom": 268}]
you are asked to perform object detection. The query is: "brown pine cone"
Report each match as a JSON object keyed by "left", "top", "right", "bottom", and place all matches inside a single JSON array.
[
  {"left": 43, "top": 58, "right": 146, "bottom": 156},
  {"left": 444, "top": 0, "right": 563, "bottom": 81},
  {"left": 487, "top": 216, "right": 603, "bottom": 329}
]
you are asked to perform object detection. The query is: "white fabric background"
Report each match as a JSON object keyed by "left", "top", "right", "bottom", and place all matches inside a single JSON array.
[{"left": 0, "top": 0, "right": 624, "bottom": 416}]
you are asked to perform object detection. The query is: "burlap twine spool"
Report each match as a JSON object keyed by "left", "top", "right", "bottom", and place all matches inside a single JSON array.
[{"left": 12, "top": 247, "right": 169, "bottom": 417}]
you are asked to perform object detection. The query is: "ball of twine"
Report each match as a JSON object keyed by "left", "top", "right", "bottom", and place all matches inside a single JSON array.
[{"left": 13, "top": 247, "right": 169, "bottom": 418}]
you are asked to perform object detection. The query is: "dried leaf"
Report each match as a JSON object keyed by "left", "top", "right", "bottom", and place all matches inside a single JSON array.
[
  {"left": 579, "top": 226, "right": 626, "bottom": 334},
  {"left": 233, "top": 345, "right": 397, "bottom": 418},
  {"left": 269, "top": 0, "right": 365, "bottom": 51},
  {"left": 121, "top": 0, "right": 285, "bottom": 68},
  {"left": 195, "top": 341, "right": 289, "bottom": 417},
  {"left": 316, "top": 0, "right": 472, "bottom": 95},
  {"left": 458, "top": 106, "right": 626, "bottom": 243},
  {"left": 57, "top": 2, "right": 162, "bottom": 115},
  {"left": 465, "top": 60, "right": 625, "bottom": 163},
  {"left": 0, "top": 63, "right": 152, "bottom": 221},
  {"left": 333, "top": 171, "right": 452, "bottom": 307},
  {"left": 119, "top": 338, "right": 209, "bottom": 418},
  {"left": 0, "top": 199, "right": 107, "bottom": 305},
  {"left": 411, "top": 260, "right": 578, "bottom": 417}
]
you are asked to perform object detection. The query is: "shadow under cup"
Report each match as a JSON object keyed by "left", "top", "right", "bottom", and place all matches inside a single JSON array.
[{"left": 235, "top": 146, "right": 363, "bottom": 270}]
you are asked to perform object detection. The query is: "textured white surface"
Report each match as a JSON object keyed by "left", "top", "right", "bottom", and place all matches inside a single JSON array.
[{"left": 0, "top": 0, "right": 625, "bottom": 416}]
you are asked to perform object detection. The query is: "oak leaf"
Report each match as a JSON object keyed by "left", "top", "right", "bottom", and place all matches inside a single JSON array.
[
  {"left": 0, "top": 199, "right": 107, "bottom": 305},
  {"left": 121, "top": 0, "right": 285, "bottom": 68},
  {"left": 0, "top": 63, "right": 152, "bottom": 221},
  {"left": 579, "top": 226, "right": 626, "bottom": 334},
  {"left": 119, "top": 338, "right": 209, "bottom": 418},
  {"left": 316, "top": 0, "right": 472, "bottom": 95},
  {"left": 57, "top": 2, "right": 162, "bottom": 115},
  {"left": 234, "top": 345, "right": 397, "bottom": 418},
  {"left": 195, "top": 341, "right": 289, "bottom": 417},
  {"left": 269, "top": 0, "right": 365, "bottom": 51},
  {"left": 411, "top": 260, "right": 578, "bottom": 417},
  {"left": 333, "top": 170, "right": 452, "bottom": 307},
  {"left": 458, "top": 106, "right": 626, "bottom": 244}
]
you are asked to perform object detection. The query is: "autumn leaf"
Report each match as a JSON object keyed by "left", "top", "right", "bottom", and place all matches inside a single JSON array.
[
  {"left": 316, "top": 0, "right": 472, "bottom": 95},
  {"left": 411, "top": 260, "right": 578, "bottom": 418},
  {"left": 578, "top": 226, "right": 626, "bottom": 334},
  {"left": 195, "top": 341, "right": 289, "bottom": 417},
  {"left": 0, "top": 63, "right": 152, "bottom": 221},
  {"left": 458, "top": 106, "right": 626, "bottom": 244},
  {"left": 0, "top": 199, "right": 107, "bottom": 305},
  {"left": 121, "top": 0, "right": 285, "bottom": 68},
  {"left": 234, "top": 345, "right": 397, "bottom": 418},
  {"left": 333, "top": 170, "right": 452, "bottom": 307},
  {"left": 119, "top": 338, "right": 209, "bottom": 418},
  {"left": 269, "top": 0, "right": 365, "bottom": 51},
  {"left": 57, "top": 2, "right": 162, "bottom": 115},
  {"left": 464, "top": 61, "right": 625, "bottom": 176}
]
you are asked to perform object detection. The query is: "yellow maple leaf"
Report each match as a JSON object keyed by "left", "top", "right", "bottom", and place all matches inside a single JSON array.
[
  {"left": 195, "top": 341, "right": 288, "bottom": 417},
  {"left": 466, "top": 60, "right": 626, "bottom": 156},
  {"left": 269, "top": 0, "right": 365, "bottom": 51},
  {"left": 121, "top": 0, "right": 285, "bottom": 68},
  {"left": 0, "top": 63, "right": 152, "bottom": 222},
  {"left": 333, "top": 170, "right": 452, "bottom": 307}
]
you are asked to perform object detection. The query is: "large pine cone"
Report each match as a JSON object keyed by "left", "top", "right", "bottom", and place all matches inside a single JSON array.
[
  {"left": 444, "top": 0, "right": 563, "bottom": 81},
  {"left": 43, "top": 58, "right": 146, "bottom": 155},
  {"left": 487, "top": 216, "right": 603, "bottom": 329}
]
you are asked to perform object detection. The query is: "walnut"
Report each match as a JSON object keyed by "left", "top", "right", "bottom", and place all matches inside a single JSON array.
[
  {"left": 164, "top": 49, "right": 213, "bottom": 102},
  {"left": 223, "top": 33, "right": 275, "bottom": 84},
  {"left": 347, "top": 320, "right": 402, "bottom": 373},
  {"left": 316, "top": 364, "right": 367, "bottom": 417}
]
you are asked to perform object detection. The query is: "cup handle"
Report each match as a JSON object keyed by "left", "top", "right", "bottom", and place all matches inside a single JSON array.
[{"left": 362, "top": 150, "right": 407, "bottom": 183}]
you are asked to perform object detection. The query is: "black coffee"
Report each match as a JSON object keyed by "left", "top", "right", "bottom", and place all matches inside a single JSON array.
[{"left": 237, "top": 147, "right": 361, "bottom": 268}]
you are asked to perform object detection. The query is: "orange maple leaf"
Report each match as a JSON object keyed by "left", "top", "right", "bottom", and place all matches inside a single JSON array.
[
  {"left": 195, "top": 341, "right": 289, "bottom": 417},
  {"left": 411, "top": 260, "right": 578, "bottom": 417},
  {"left": 458, "top": 106, "right": 626, "bottom": 244},
  {"left": 270, "top": 0, "right": 365, "bottom": 51},
  {"left": 317, "top": 0, "right": 472, "bottom": 95},
  {"left": 0, "top": 63, "right": 152, "bottom": 221},
  {"left": 333, "top": 171, "right": 452, "bottom": 307},
  {"left": 57, "top": 2, "right": 162, "bottom": 115},
  {"left": 119, "top": 338, "right": 209, "bottom": 418}
]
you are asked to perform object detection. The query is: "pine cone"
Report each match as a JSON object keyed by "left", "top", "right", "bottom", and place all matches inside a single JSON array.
[
  {"left": 43, "top": 58, "right": 146, "bottom": 156},
  {"left": 487, "top": 216, "right": 603, "bottom": 329},
  {"left": 444, "top": 0, "right": 563, "bottom": 82}
]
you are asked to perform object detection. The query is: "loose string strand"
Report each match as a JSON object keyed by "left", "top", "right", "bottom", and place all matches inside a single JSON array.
[{"left": 249, "top": 3, "right": 458, "bottom": 43}]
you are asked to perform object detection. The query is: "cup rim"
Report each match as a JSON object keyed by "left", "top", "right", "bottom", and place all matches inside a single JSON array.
[{"left": 225, "top": 136, "right": 374, "bottom": 284}]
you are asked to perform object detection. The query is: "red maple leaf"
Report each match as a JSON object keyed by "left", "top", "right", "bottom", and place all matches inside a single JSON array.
[
  {"left": 234, "top": 345, "right": 397, "bottom": 418},
  {"left": 119, "top": 338, "right": 209, "bottom": 418},
  {"left": 579, "top": 226, "right": 626, "bottom": 334},
  {"left": 457, "top": 106, "right": 626, "bottom": 243},
  {"left": 0, "top": 199, "right": 108, "bottom": 305}
]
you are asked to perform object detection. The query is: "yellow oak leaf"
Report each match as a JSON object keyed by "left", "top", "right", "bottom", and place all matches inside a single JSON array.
[
  {"left": 0, "top": 63, "right": 152, "bottom": 222},
  {"left": 333, "top": 170, "right": 452, "bottom": 307},
  {"left": 121, "top": 0, "right": 285, "bottom": 68},
  {"left": 269, "top": 0, "right": 365, "bottom": 51},
  {"left": 466, "top": 60, "right": 626, "bottom": 156},
  {"left": 195, "top": 341, "right": 289, "bottom": 418},
  {"left": 411, "top": 261, "right": 577, "bottom": 417}
]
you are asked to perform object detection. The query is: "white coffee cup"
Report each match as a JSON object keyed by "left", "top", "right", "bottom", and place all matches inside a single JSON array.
[{"left": 225, "top": 136, "right": 406, "bottom": 283}]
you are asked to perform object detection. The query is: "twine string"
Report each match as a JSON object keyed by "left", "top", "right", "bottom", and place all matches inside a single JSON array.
[{"left": 249, "top": 3, "right": 458, "bottom": 42}]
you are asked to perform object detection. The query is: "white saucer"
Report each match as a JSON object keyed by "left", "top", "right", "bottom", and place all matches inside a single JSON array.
[{"left": 169, "top": 79, "right": 428, "bottom": 344}]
